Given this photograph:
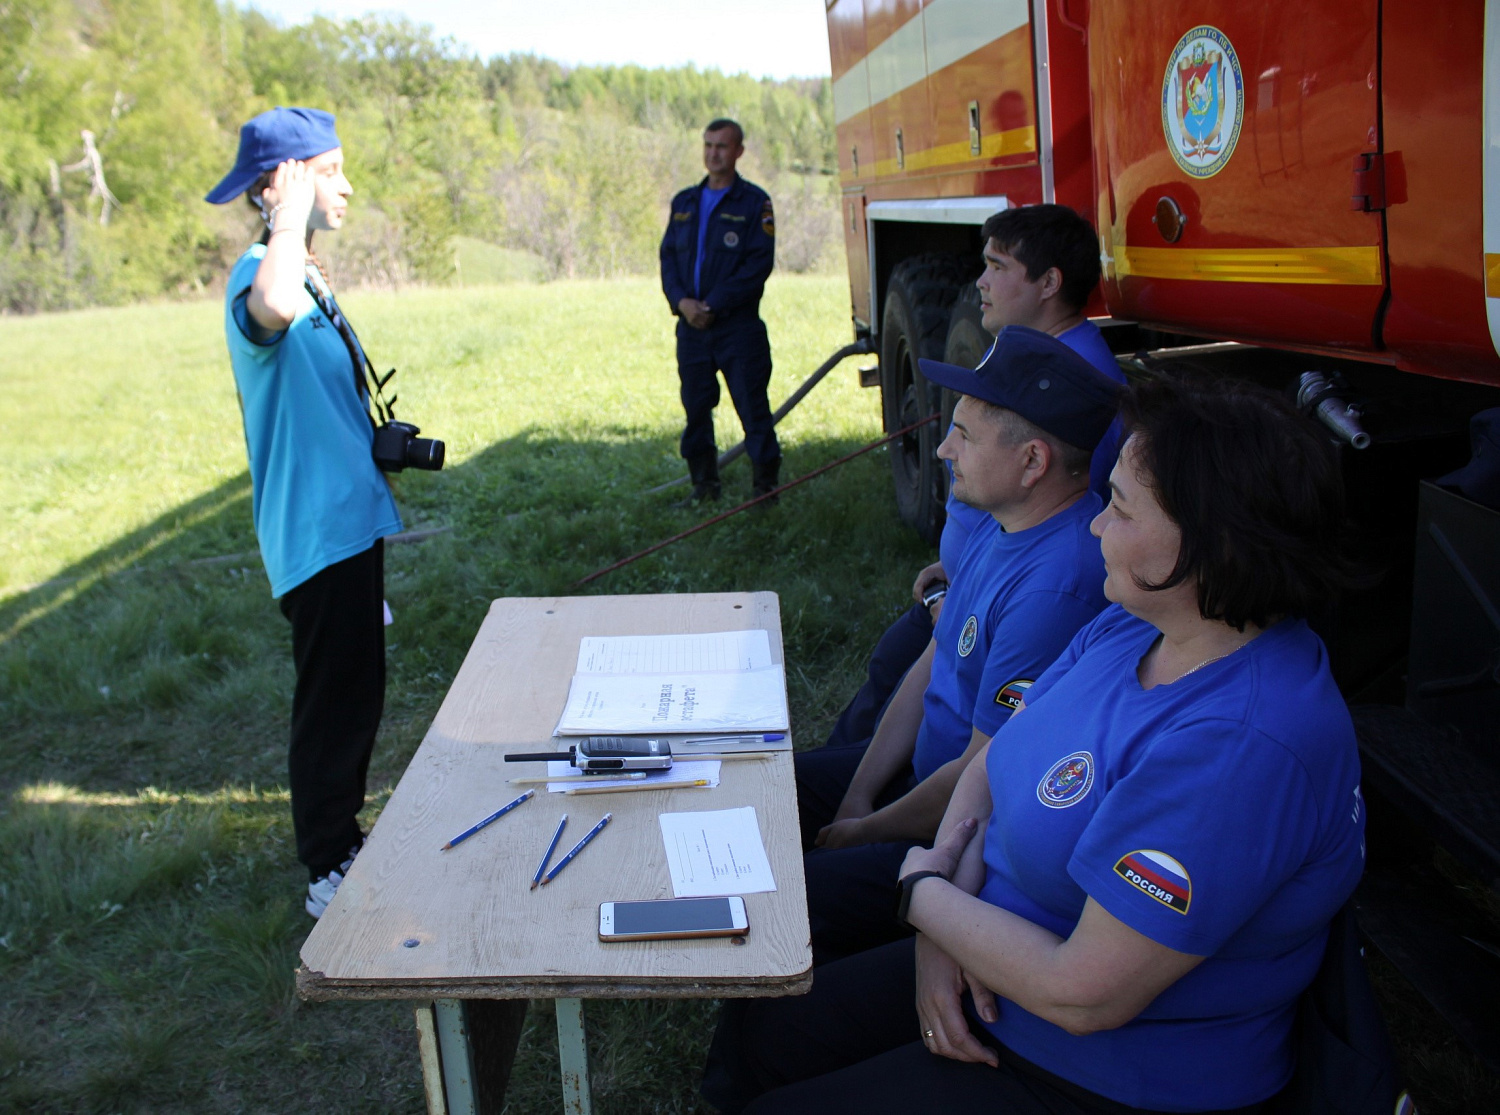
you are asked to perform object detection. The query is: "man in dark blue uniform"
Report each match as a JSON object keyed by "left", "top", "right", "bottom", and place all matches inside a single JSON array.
[{"left": 660, "top": 118, "right": 779, "bottom": 503}]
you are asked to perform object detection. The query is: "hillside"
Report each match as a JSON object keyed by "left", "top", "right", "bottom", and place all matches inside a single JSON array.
[{"left": 0, "top": 1, "right": 838, "bottom": 311}]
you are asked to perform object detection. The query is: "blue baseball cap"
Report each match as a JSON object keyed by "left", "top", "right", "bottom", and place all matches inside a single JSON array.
[
  {"left": 919, "top": 326, "right": 1123, "bottom": 451},
  {"left": 205, "top": 107, "right": 342, "bottom": 205}
]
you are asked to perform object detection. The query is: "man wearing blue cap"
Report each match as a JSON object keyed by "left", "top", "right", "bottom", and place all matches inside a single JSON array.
[
  {"left": 208, "top": 107, "right": 402, "bottom": 919},
  {"left": 789, "top": 326, "right": 1121, "bottom": 965}
]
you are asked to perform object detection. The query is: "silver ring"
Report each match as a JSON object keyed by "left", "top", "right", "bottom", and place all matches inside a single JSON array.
[{"left": 923, "top": 1029, "right": 934, "bottom": 1039}]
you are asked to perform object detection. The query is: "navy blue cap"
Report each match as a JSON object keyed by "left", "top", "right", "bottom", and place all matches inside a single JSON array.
[
  {"left": 205, "top": 107, "right": 341, "bottom": 205},
  {"left": 1435, "top": 407, "right": 1500, "bottom": 512},
  {"left": 919, "top": 326, "right": 1123, "bottom": 451}
]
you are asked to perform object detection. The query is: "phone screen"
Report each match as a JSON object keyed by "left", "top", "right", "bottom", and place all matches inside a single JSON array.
[{"left": 612, "top": 898, "right": 736, "bottom": 934}]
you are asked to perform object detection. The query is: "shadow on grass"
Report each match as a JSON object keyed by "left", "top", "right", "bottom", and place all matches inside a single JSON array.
[{"left": 0, "top": 422, "right": 929, "bottom": 1114}]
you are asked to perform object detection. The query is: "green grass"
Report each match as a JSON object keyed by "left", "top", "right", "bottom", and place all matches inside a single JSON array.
[
  {"left": 0, "top": 274, "right": 929, "bottom": 1113},
  {"left": 453, "top": 237, "right": 549, "bottom": 286}
]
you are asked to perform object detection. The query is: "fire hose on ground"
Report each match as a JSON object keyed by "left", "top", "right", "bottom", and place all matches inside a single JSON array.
[{"left": 574, "top": 409, "right": 938, "bottom": 588}]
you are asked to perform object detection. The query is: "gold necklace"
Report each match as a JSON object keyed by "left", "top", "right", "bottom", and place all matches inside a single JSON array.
[
  {"left": 1177, "top": 650, "right": 1233, "bottom": 679},
  {"left": 1145, "top": 635, "right": 1251, "bottom": 687}
]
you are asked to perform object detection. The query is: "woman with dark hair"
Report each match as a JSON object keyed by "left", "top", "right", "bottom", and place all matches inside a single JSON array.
[
  {"left": 704, "top": 374, "right": 1366, "bottom": 1114},
  {"left": 206, "top": 108, "right": 402, "bottom": 918}
]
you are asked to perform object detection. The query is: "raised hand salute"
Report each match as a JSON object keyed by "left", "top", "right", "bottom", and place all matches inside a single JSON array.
[{"left": 248, "top": 151, "right": 351, "bottom": 332}]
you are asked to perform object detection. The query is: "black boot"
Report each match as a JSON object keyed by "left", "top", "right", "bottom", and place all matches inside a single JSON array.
[
  {"left": 751, "top": 457, "right": 781, "bottom": 504},
  {"left": 677, "top": 451, "right": 721, "bottom": 506}
]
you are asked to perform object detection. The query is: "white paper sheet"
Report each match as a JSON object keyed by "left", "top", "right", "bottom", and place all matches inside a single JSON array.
[
  {"left": 555, "top": 666, "right": 789, "bottom": 735},
  {"left": 544, "top": 760, "right": 721, "bottom": 793},
  {"left": 658, "top": 806, "right": 777, "bottom": 897},
  {"left": 574, "top": 630, "right": 774, "bottom": 675}
]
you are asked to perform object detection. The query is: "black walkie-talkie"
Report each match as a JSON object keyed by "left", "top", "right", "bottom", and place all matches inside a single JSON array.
[{"left": 506, "top": 736, "right": 674, "bottom": 772}]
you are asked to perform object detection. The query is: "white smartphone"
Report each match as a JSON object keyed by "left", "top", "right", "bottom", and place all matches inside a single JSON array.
[{"left": 598, "top": 897, "right": 749, "bottom": 942}]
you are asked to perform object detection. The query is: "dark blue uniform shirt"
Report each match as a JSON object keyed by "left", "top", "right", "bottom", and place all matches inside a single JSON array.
[{"left": 660, "top": 173, "right": 775, "bottom": 326}]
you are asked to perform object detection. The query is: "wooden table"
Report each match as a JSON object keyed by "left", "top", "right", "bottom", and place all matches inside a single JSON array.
[{"left": 297, "top": 593, "right": 812, "bottom": 1114}]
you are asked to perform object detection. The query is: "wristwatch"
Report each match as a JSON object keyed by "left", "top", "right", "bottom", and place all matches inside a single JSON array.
[
  {"left": 895, "top": 869, "right": 948, "bottom": 931},
  {"left": 921, "top": 583, "right": 949, "bottom": 609}
]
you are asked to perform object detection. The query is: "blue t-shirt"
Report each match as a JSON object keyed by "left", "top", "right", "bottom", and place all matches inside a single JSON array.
[
  {"left": 224, "top": 246, "right": 403, "bottom": 597},
  {"left": 694, "top": 184, "right": 731, "bottom": 296},
  {"left": 912, "top": 493, "right": 1108, "bottom": 781},
  {"left": 936, "top": 319, "right": 1123, "bottom": 573},
  {"left": 977, "top": 606, "right": 1365, "bottom": 1111}
]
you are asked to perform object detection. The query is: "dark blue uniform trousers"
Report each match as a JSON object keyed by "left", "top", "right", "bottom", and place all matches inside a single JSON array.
[
  {"left": 702, "top": 938, "right": 1207, "bottom": 1115},
  {"left": 805, "top": 839, "right": 917, "bottom": 967},
  {"left": 677, "top": 316, "right": 779, "bottom": 466},
  {"left": 796, "top": 743, "right": 920, "bottom": 966}
]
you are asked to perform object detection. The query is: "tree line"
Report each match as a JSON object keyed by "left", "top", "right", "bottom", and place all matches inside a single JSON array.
[{"left": 0, "top": 0, "right": 840, "bottom": 312}]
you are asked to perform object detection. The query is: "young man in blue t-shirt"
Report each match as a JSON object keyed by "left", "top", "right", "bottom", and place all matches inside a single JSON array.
[
  {"left": 816, "top": 205, "right": 1125, "bottom": 759},
  {"left": 797, "top": 327, "right": 1122, "bottom": 963}
]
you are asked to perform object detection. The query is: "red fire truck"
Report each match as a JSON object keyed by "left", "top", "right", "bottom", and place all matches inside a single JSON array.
[{"left": 825, "top": 0, "right": 1500, "bottom": 1076}]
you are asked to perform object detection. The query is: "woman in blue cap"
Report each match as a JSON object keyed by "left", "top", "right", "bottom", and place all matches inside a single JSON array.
[{"left": 207, "top": 107, "right": 403, "bottom": 918}]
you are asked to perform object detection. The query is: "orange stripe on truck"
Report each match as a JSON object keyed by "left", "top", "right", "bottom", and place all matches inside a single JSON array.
[{"left": 1116, "top": 245, "right": 1384, "bottom": 286}]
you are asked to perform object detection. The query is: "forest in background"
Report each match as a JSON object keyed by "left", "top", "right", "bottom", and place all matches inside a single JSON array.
[{"left": 0, "top": 0, "right": 840, "bottom": 312}]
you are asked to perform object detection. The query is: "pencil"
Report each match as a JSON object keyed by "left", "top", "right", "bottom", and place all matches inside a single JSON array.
[
  {"left": 508, "top": 772, "right": 648, "bottom": 786},
  {"left": 530, "top": 814, "right": 568, "bottom": 890},
  {"left": 564, "top": 778, "right": 711, "bottom": 796},
  {"left": 666, "top": 752, "right": 770, "bottom": 763},
  {"left": 440, "top": 789, "right": 535, "bottom": 850},
  {"left": 539, "top": 813, "right": 612, "bottom": 886},
  {"left": 675, "top": 733, "right": 786, "bottom": 746}
]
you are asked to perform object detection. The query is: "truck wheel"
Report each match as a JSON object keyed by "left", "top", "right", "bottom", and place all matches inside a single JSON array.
[
  {"left": 881, "top": 254, "right": 969, "bottom": 545},
  {"left": 941, "top": 283, "right": 992, "bottom": 426}
]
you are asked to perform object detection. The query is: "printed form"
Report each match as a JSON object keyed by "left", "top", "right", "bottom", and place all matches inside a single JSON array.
[
  {"left": 575, "top": 630, "right": 774, "bottom": 674},
  {"left": 658, "top": 806, "right": 777, "bottom": 897},
  {"left": 556, "top": 630, "right": 788, "bottom": 736}
]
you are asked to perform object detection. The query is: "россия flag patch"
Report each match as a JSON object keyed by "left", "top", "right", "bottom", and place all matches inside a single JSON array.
[{"left": 1113, "top": 849, "right": 1192, "bottom": 914}]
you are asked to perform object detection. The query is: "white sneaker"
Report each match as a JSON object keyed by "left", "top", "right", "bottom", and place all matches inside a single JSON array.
[
  {"left": 305, "top": 844, "right": 362, "bottom": 919},
  {"left": 305, "top": 868, "right": 345, "bottom": 918}
]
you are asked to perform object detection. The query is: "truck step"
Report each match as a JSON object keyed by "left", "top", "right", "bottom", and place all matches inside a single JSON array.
[
  {"left": 1355, "top": 868, "right": 1500, "bottom": 1073},
  {"left": 1353, "top": 704, "right": 1500, "bottom": 888}
]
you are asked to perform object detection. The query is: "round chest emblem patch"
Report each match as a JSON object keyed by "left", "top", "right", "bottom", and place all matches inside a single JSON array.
[
  {"left": 957, "top": 614, "right": 978, "bottom": 657},
  {"left": 1161, "top": 25, "right": 1243, "bottom": 179},
  {"left": 723, "top": 230, "right": 740, "bottom": 248},
  {"left": 1037, "top": 751, "right": 1095, "bottom": 809}
]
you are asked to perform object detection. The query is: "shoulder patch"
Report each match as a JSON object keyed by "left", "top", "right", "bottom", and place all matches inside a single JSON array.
[
  {"left": 1113, "top": 850, "right": 1192, "bottom": 914},
  {"left": 994, "top": 679, "right": 1033, "bottom": 709},
  {"left": 760, "top": 199, "right": 775, "bottom": 236}
]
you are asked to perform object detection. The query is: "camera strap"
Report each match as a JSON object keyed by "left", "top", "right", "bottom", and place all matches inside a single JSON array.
[{"left": 303, "top": 266, "right": 398, "bottom": 428}]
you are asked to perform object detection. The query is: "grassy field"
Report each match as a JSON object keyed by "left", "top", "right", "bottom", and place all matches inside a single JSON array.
[
  {"left": 0, "top": 274, "right": 931, "bottom": 1113},
  {"left": 4, "top": 276, "right": 1497, "bottom": 1113}
]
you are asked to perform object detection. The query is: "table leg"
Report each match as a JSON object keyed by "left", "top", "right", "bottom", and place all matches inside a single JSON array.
[
  {"left": 435, "top": 999, "right": 477, "bottom": 1115},
  {"left": 414, "top": 1005, "right": 447, "bottom": 1115},
  {"left": 555, "top": 997, "right": 593, "bottom": 1115}
]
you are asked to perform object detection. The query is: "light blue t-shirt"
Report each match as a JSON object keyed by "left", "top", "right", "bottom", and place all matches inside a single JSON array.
[
  {"left": 936, "top": 319, "right": 1124, "bottom": 573},
  {"left": 912, "top": 493, "right": 1108, "bottom": 781},
  {"left": 224, "top": 246, "right": 403, "bottom": 597},
  {"left": 978, "top": 606, "right": 1365, "bottom": 1110},
  {"left": 694, "top": 184, "right": 731, "bottom": 296}
]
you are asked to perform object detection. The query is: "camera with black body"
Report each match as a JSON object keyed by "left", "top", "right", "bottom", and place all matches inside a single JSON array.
[{"left": 372, "top": 420, "right": 445, "bottom": 472}]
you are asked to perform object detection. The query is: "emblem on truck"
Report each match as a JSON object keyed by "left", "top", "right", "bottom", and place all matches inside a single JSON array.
[{"left": 1162, "top": 26, "right": 1243, "bottom": 179}]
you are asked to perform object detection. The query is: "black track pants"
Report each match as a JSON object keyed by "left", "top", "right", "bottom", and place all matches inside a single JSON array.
[{"left": 278, "top": 540, "right": 385, "bottom": 881}]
